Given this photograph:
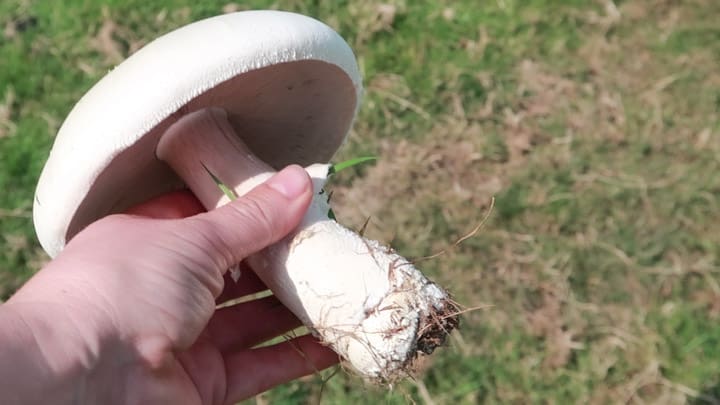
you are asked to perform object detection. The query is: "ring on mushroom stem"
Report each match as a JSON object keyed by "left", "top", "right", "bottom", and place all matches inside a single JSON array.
[{"left": 34, "top": 10, "right": 459, "bottom": 381}]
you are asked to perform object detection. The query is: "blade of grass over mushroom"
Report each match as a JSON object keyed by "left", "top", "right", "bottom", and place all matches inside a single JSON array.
[
  {"left": 201, "top": 162, "right": 238, "bottom": 201},
  {"left": 328, "top": 156, "right": 377, "bottom": 176},
  {"left": 327, "top": 156, "right": 376, "bottom": 220}
]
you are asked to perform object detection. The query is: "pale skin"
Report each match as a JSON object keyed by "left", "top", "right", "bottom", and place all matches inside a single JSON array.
[{"left": 0, "top": 165, "right": 338, "bottom": 404}]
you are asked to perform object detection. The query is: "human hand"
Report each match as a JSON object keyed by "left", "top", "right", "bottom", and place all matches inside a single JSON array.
[{"left": 2, "top": 165, "right": 338, "bottom": 404}]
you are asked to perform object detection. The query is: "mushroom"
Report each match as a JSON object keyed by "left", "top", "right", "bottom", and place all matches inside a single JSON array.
[{"left": 33, "top": 10, "right": 458, "bottom": 381}]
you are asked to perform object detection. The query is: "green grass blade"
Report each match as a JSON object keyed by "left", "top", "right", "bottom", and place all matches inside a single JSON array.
[
  {"left": 328, "top": 156, "right": 377, "bottom": 176},
  {"left": 201, "top": 163, "right": 238, "bottom": 201}
]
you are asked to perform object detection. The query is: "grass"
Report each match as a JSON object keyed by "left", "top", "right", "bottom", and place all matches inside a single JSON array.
[{"left": 2, "top": 0, "right": 720, "bottom": 403}]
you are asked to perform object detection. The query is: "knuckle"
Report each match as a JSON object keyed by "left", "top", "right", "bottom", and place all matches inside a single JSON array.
[
  {"left": 233, "top": 193, "right": 280, "bottom": 243},
  {"left": 181, "top": 217, "right": 233, "bottom": 266},
  {"left": 182, "top": 188, "right": 288, "bottom": 268}
]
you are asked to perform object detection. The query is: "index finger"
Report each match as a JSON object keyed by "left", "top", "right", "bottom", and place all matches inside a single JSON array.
[{"left": 124, "top": 189, "right": 205, "bottom": 219}]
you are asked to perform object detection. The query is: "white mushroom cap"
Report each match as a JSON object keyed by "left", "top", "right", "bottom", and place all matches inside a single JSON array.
[{"left": 34, "top": 10, "right": 362, "bottom": 257}]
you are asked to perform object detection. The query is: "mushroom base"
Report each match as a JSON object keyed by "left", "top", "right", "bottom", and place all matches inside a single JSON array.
[{"left": 249, "top": 165, "right": 459, "bottom": 380}]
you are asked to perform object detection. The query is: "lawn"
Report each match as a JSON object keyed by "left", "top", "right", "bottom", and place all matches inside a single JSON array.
[{"left": 2, "top": 0, "right": 720, "bottom": 403}]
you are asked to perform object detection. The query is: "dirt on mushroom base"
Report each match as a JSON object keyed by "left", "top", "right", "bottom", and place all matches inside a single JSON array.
[
  {"left": 414, "top": 299, "right": 460, "bottom": 355},
  {"left": 275, "top": 207, "right": 462, "bottom": 382},
  {"left": 321, "top": 294, "right": 460, "bottom": 384},
  {"left": 311, "top": 293, "right": 460, "bottom": 384},
  {"left": 372, "top": 271, "right": 461, "bottom": 382}
]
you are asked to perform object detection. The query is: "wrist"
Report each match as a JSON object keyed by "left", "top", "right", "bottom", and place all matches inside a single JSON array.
[{"left": 0, "top": 301, "right": 105, "bottom": 404}]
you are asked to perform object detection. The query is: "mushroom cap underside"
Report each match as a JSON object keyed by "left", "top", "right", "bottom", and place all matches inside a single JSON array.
[{"left": 33, "top": 10, "right": 362, "bottom": 257}]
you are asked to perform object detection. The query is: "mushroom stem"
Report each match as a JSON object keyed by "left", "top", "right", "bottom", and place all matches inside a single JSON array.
[
  {"left": 156, "top": 108, "right": 276, "bottom": 209},
  {"left": 156, "top": 108, "right": 459, "bottom": 381}
]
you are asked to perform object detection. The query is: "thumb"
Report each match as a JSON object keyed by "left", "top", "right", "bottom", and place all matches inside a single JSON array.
[{"left": 185, "top": 165, "right": 313, "bottom": 270}]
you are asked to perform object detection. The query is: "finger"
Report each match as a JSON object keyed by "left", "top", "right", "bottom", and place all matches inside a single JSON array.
[
  {"left": 224, "top": 335, "right": 339, "bottom": 404},
  {"left": 186, "top": 165, "right": 312, "bottom": 271},
  {"left": 216, "top": 264, "right": 268, "bottom": 305},
  {"left": 124, "top": 189, "right": 205, "bottom": 219},
  {"left": 206, "top": 295, "right": 301, "bottom": 352}
]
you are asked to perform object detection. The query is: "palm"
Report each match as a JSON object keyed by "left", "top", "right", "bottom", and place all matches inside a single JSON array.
[
  {"left": 125, "top": 337, "right": 227, "bottom": 405},
  {"left": 127, "top": 325, "right": 327, "bottom": 405},
  {"left": 123, "top": 274, "right": 330, "bottom": 404}
]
